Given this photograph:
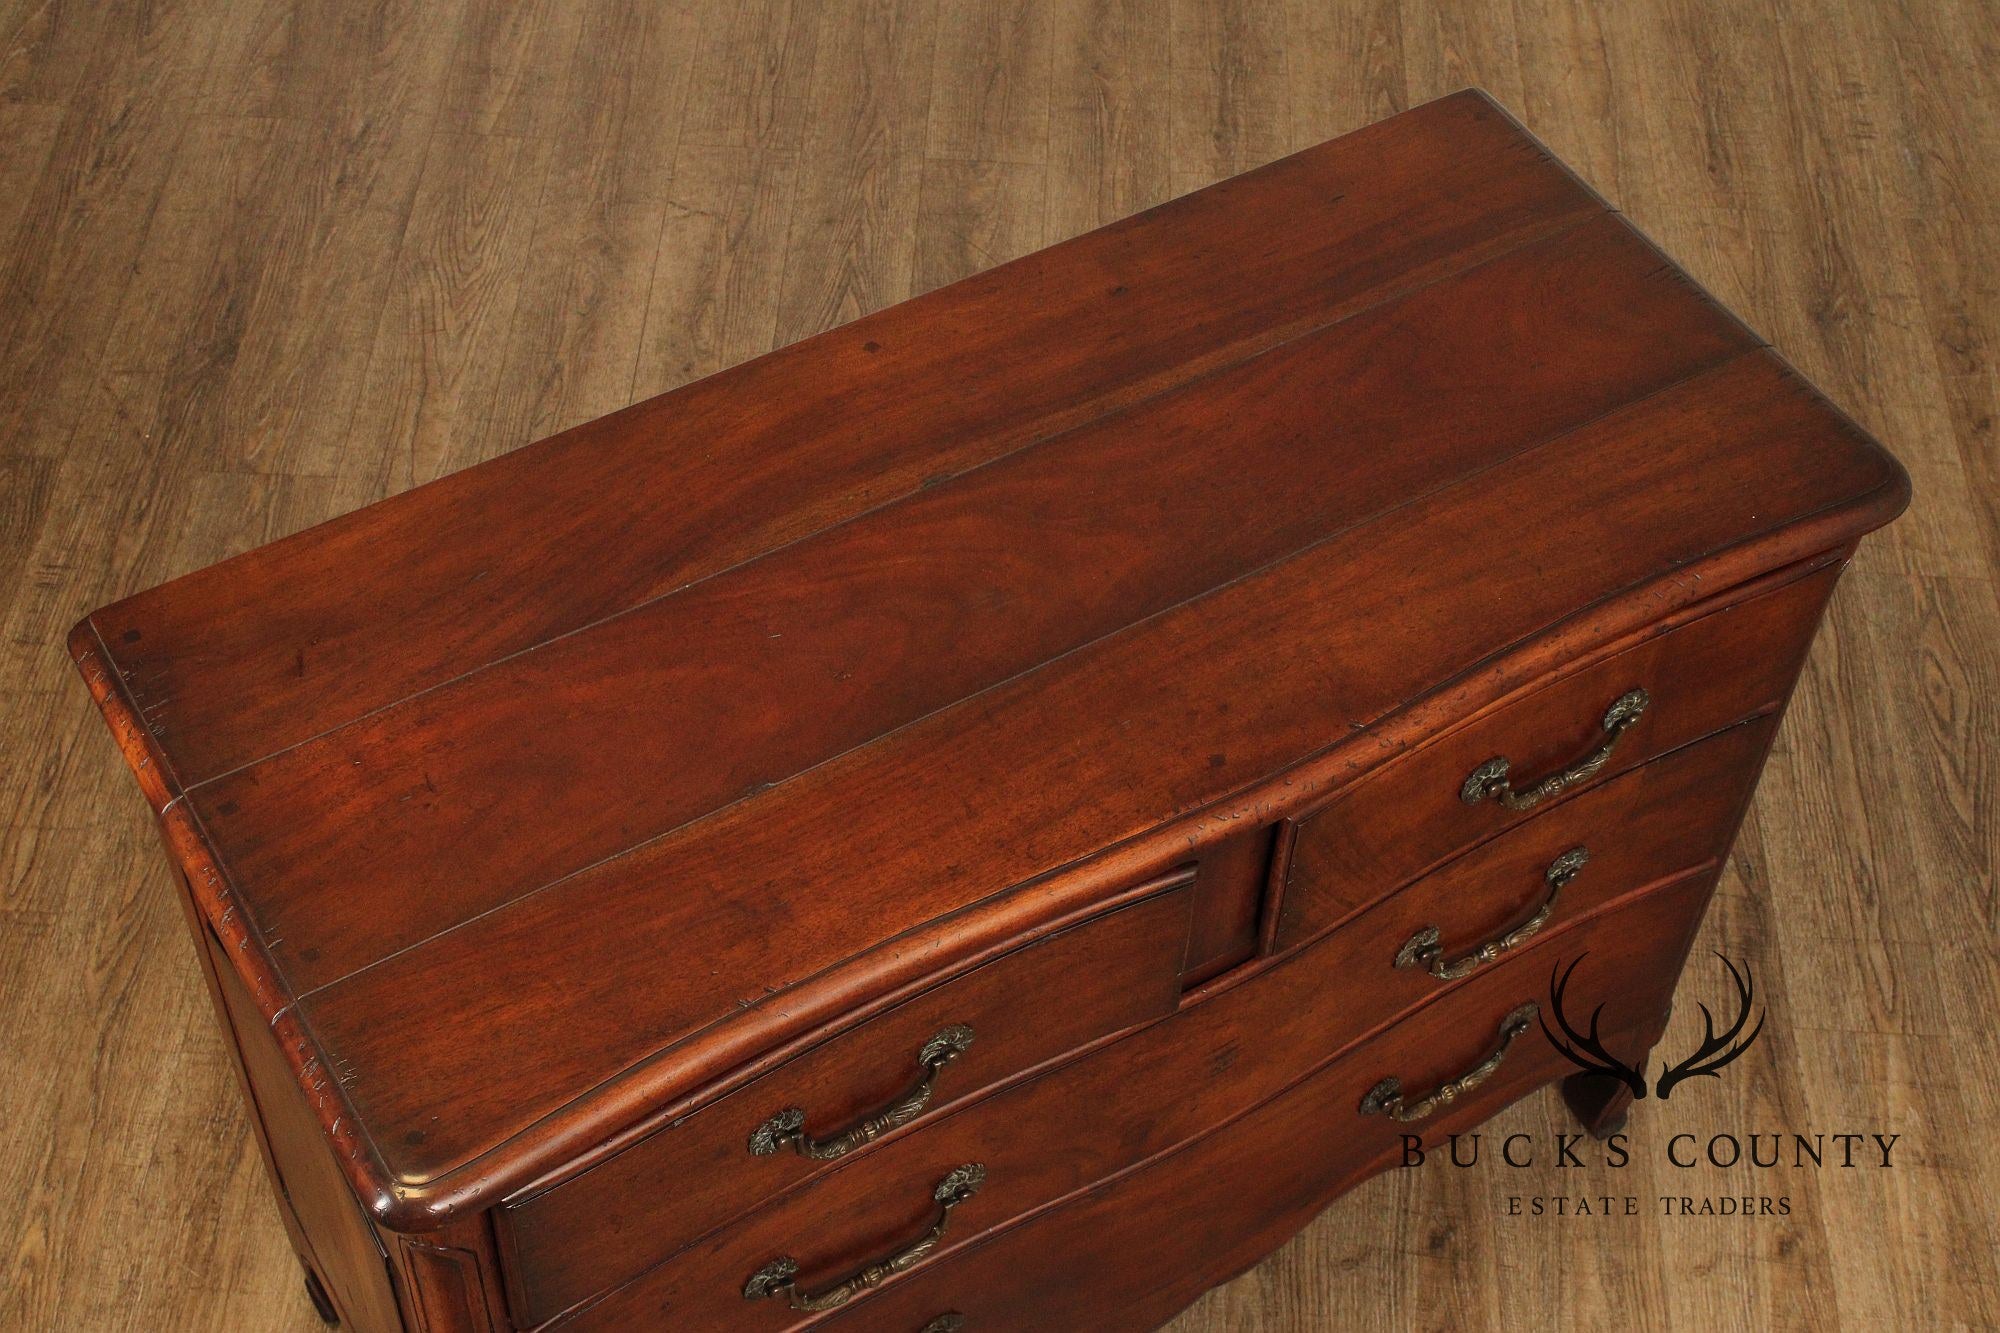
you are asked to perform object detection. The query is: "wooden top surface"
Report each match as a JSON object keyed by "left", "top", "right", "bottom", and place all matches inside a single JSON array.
[{"left": 70, "top": 91, "right": 1907, "bottom": 1227}]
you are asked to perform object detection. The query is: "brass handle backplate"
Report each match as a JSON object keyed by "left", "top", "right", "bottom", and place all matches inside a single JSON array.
[
  {"left": 1460, "top": 689, "right": 1649, "bottom": 812},
  {"left": 1359, "top": 1003, "right": 1539, "bottom": 1123},
  {"left": 1394, "top": 848, "right": 1589, "bottom": 981},
  {"left": 749, "top": 1024, "right": 974, "bottom": 1161},
  {"left": 743, "top": 1165, "right": 985, "bottom": 1312}
]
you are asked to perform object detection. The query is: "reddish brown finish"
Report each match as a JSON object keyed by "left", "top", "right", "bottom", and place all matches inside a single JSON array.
[
  {"left": 203, "top": 927, "right": 405, "bottom": 1333},
  {"left": 290, "top": 349, "right": 1901, "bottom": 1214},
  {"left": 566, "top": 866, "right": 1713, "bottom": 1329},
  {"left": 812, "top": 994, "right": 1672, "bottom": 1333},
  {"left": 496, "top": 878, "right": 1193, "bottom": 1327},
  {"left": 1180, "top": 824, "right": 1279, "bottom": 987},
  {"left": 1286, "top": 715, "right": 1777, "bottom": 1008},
  {"left": 68, "top": 91, "right": 1908, "bottom": 1330},
  {"left": 1273, "top": 560, "right": 1842, "bottom": 949},
  {"left": 81, "top": 91, "right": 1605, "bottom": 792},
  {"left": 538, "top": 713, "right": 1757, "bottom": 1327},
  {"left": 691, "top": 872, "right": 1711, "bottom": 1333},
  {"left": 188, "top": 210, "right": 1752, "bottom": 1002},
  {"left": 386, "top": 1217, "right": 511, "bottom": 1333}
]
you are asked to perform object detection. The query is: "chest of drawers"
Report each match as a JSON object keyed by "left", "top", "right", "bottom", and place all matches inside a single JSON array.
[{"left": 70, "top": 90, "right": 1906, "bottom": 1332}]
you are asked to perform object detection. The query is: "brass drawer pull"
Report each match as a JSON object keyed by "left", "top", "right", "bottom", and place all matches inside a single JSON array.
[
  {"left": 743, "top": 1165, "right": 986, "bottom": 1312},
  {"left": 1359, "top": 1003, "right": 1539, "bottom": 1122},
  {"left": 1460, "top": 689, "right": 1649, "bottom": 811},
  {"left": 1394, "top": 848, "right": 1588, "bottom": 981},
  {"left": 921, "top": 1317, "right": 967, "bottom": 1332},
  {"left": 750, "top": 1024, "right": 974, "bottom": 1160}
]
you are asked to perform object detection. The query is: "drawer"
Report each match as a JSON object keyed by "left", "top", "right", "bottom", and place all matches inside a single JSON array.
[
  {"left": 810, "top": 868, "right": 1711, "bottom": 1333},
  {"left": 1284, "top": 713, "right": 1773, "bottom": 1040},
  {"left": 1271, "top": 560, "right": 1839, "bottom": 951},
  {"left": 497, "top": 874, "right": 1195, "bottom": 1326},
  {"left": 554, "top": 857, "right": 1716, "bottom": 1329}
]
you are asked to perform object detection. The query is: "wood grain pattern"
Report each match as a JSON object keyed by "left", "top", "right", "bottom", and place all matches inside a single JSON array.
[
  {"left": 495, "top": 877, "right": 1195, "bottom": 1326},
  {"left": 88, "top": 92, "right": 1603, "bottom": 789},
  {"left": 6, "top": 3, "right": 1995, "bottom": 1331},
  {"left": 69, "top": 78, "right": 1912, "bottom": 1233},
  {"left": 203, "top": 212, "right": 1750, "bottom": 997},
  {"left": 285, "top": 347, "right": 1895, "bottom": 1216},
  {"left": 575, "top": 864, "right": 1717, "bottom": 1330},
  {"left": 807, "top": 886, "right": 1704, "bottom": 1333},
  {"left": 1272, "top": 563, "right": 1842, "bottom": 950}
]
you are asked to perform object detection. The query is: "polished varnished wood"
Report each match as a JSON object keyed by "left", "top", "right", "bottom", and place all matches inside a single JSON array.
[
  {"left": 68, "top": 86, "right": 1911, "bottom": 1333},
  {"left": 166, "top": 210, "right": 1752, "bottom": 995},
  {"left": 512, "top": 710, "right": 1765, "bottom": 1325},
  {"left": 14, "top": 4, "right": 1986, "bottom": 1329},
  {"left": 71, "top": 89, "right": 1904, "bottom": 1237},
  {"left": 495, "top": 877, "right": 1194, "bottom": 1326},
  {"left": 1180, "top": 822, "right": 1277, "bottom": 987},
  {"left": 82, "top": 88, "right": 1604, "bottom": 791},
  {"left": 567, "top": 832, "right": 1721, "bottom": 1329},
  {"left": 808, "top": 881, "right": 1709, "bottom": 1333},
  {"left": 1273, "top": 561, "right": 1842, "bottom": 950},
  {"left": 232, "top": 347, "right": 1898, "bottom": 1206},
  {"left": 201, "top": 925, "right": 405, "bottom": 1333}
]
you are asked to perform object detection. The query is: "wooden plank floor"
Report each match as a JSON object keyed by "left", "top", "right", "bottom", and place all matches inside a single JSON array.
[{"left": 2, "top": 2, "right": 1994, "bottom": 1329}]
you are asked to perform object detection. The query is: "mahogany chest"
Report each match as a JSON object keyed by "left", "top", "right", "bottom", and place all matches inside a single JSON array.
[{"left": 71, "top": 91, "right": 1906, "bottom": 1331}]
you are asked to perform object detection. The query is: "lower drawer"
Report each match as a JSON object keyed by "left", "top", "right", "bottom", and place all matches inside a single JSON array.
[
  {"left": 555, "top": 852, "right": 1716, "bottom": 1329},
  {"left": 500, "top": 873, "right": 1195, "bottom": 1325},
  {"left": 813, "top": 880, "right": 1704, "bottom": 1333}
]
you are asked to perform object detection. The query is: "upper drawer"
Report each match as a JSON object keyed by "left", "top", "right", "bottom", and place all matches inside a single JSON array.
[
  {"left": 1308, "top": 712, "right": 1774, "bottom": 1024},
  {"left": 1270, "top": 560, "right": 1841, "bottom": 952},
  {"left": 495, "top": 874, "right": 1193, "bottom": 1327}
]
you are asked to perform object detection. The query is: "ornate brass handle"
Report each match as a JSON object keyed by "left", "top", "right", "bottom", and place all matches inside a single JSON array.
[
  {"left": 920, "top": 1317, "right": 967, "bottom": 1332},
  {"left": 1358, "top": 1003, "right": 1539, "bottom": 1122},
  {"left": 742, "top": 1165, "right": 985, "bottom": 1312},
  {"left": 1460, "top": 689, "right": 1649, "bottom": 811},
  {"left": 750, "top": 1024, "right": 974, "bottom": 1160},
  {"left": 1394, "top": 848, "right": 1589, "bottom": 981}
]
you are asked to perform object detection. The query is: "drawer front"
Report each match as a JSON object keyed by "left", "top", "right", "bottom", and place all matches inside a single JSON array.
[
  {"left": 1287, "top": 714, "right": 1773, "bottom": 1040},
  {"left": 811, "top": 869, "right": 1711, "bottom": 1333},
  {"left": 498, "top": 875, "right": 1195, "bottom": 1326},
  {"left": 1272, "top": 560, "right": 1839, "bottom": 951},
  {"left": 556, "top": 855, "right": 1716, "bottom": 1329}
]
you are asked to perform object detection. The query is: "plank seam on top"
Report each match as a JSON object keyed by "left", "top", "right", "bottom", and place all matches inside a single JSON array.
[
  {"left": 306, "top": 409, "right": 1906, "bottom": 1210},
  {"left": 85, "top": 91, "right": 1598, "bottom": 791},
  {"left": 284, "top": 338, "right": 1769, "bottom": 1006},
  {"left": 217, "top": 221, "right": 1756, "bottom": 995},
  {"left": 163, "top": 208, "right": 1611, "bottom": 799}
]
